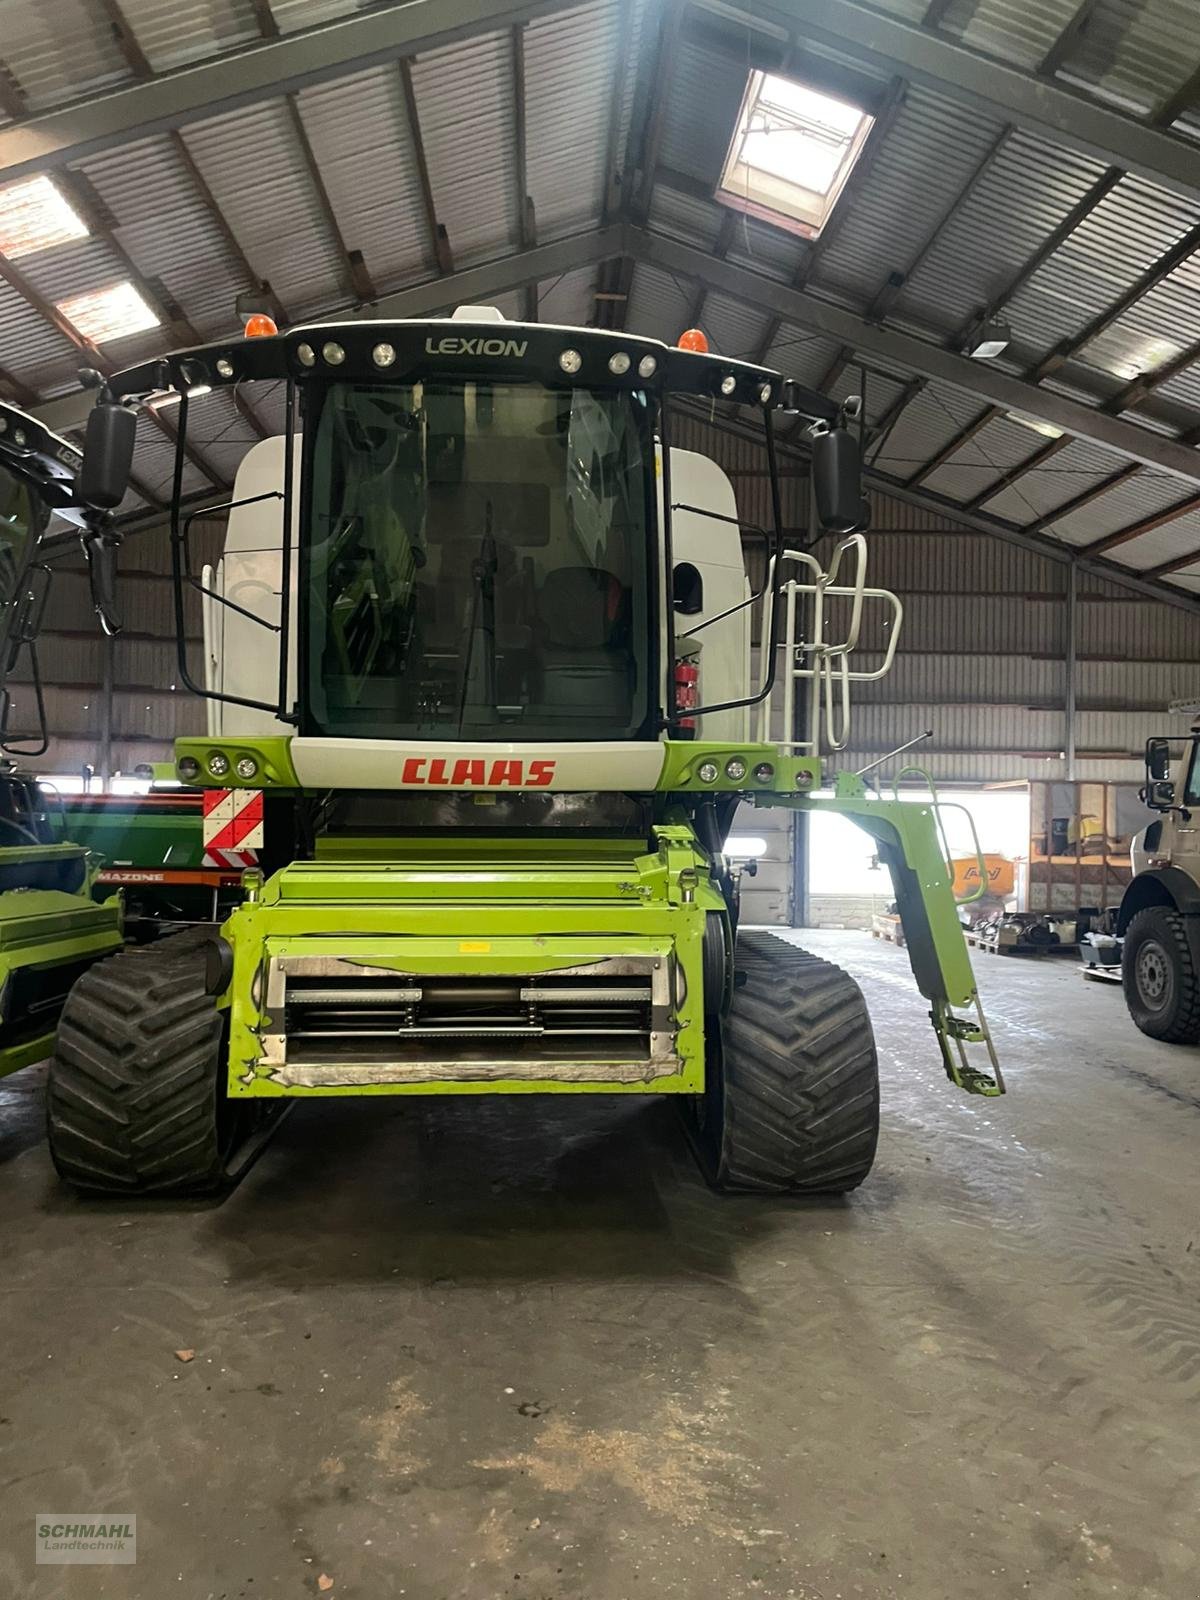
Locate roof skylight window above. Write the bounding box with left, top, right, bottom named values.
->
left=717, top=71, right=873, bottom=238
left=0, top=175, right=89, bottom=258
left=56, top=282, right=160, bottom=345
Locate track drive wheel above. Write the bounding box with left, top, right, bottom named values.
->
left=693, top=931, right=879, bottom=1193
left=46, top=930, right=274, bottom=1195
left=1122, top=906, right=1200, bottom=1044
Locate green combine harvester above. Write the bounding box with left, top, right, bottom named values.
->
left=0, top=403, right=124, bottom=1078
left=46, top=311, right=1002, bottom=1195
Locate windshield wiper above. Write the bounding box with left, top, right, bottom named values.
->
left=456, top=499, right=499, bottom=731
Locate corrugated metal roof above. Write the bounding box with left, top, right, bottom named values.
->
left=625, top=262, right=691, bottom=343
left=812, top=84, right=1007, bottom=312
left=524, top=0, right=621, bottom=242
left=658, top=30, right=747, bottom=185
left=872, top=381, right=986, bottom=479
left=118, top=0, right=262, bottom=73
left=699, top=291, right=770, bottom=362
left=180, top=99, right=349, bottom=317
left=535, top=264, right=597, bottom=329
left=76, top=134, right=249, bottom=340
left=268, top=0, right=360, bottom=33
left=723, top=212, right=808, bottom=284
left=647, top=184, right=725, bottom=251
left=896, top=130, right=1109, bottom=340
left=943, top=0, right=1083, bottom=73
left=1117, top=504, right=1200, bottom=569
left=1045, top=465, right=1187, bottom=543
left=1057, top=0, right=1200, bottom=117
left=982, top=435, right=1127, bottom=523
left=2, top=1, right=131, bottom=111
left=1004, top=174, right=1199, bottom=363
left=409, top=30, right=521, bottom=270
left=921, top=413, right=1053, bottom=505
left=295, top=65, right=435, bottom=288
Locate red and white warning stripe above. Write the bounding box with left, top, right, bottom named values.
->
left=202, top=847, right=259, bottom=871
left=202, top=788, right=263, bottom=861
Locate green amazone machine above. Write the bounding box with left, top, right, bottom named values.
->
left=0, top=403, right=124, bottom=1077
left=45, top=310, right=1003, bottom=1195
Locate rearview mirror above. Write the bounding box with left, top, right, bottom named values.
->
left=1146, top=737, right=1172, bottom=781
left=80, top=402, right=136, bottom=510
left=812, top=427, right=869, bottom=534
left=85, top=536, right=122, bottom=636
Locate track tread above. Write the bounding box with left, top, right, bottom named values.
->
left=708, top=931, right=879, bottom=1194
left=46, top=931, right=227, bottom=1195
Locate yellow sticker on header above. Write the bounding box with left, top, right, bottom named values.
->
left=459, top=941, right=491, bottom=953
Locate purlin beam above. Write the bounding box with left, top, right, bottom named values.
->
left=398, top=57, right=455, bottom=276
left=284, top=93, right=368, bottom=303
left=1153, top=63, right=1200, bottom=129
left=633, top=227, right=1200, bottom=485
left=1037, top=0, right=1100, bottom=78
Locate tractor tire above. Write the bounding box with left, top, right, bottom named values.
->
left=1122, top=906, right=1200, bottom=1044
left=693, top=931, right=879, bottom=1193
left=46, top=930, right=252, bottom=1195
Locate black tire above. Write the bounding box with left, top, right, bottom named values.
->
left=46, top=930, right=242, bottom=1195
left=1122, top=906, right=1200, bottom=1044
left=693, top=931, right=879, bottom=1193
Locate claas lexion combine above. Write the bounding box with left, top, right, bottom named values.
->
left=45, top=308, right=1003, bottom=1196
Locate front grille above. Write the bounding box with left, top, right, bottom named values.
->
left=258, top=954, right=680, bottom=1087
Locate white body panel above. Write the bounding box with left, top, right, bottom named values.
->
left=668, top=449, right=752, bottom=741
left=291, top=738, right=666, bottom=790
left=207, top=435, right=299, bottom=738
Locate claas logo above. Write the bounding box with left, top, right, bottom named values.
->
left=400, top=757, right=555, bottom=787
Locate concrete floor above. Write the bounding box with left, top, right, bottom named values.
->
left=1, top=929, right=1198, bottom=1600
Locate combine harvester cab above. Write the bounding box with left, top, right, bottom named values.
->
left=0, top=403, right=124, bottom=1077
left=46, top=310, right=1001, bottom=1195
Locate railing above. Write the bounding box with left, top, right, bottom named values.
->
left=754, top=534, right=904, bottom=756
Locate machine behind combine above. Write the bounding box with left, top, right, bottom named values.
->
left=45, top=310, right=1003, bottom=1195
left=0, top=404, right=124, bottom=1077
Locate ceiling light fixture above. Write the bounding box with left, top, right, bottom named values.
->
left=964, top=315, right=1011, bottom=360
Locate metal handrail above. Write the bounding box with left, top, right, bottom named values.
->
left=755, top=534, right=904, bottom=753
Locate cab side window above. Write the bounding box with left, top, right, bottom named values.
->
left=1184, top=741, right=1200, bottom=806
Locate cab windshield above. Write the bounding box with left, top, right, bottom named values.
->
left=304, top=379, right=655, bottom=740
